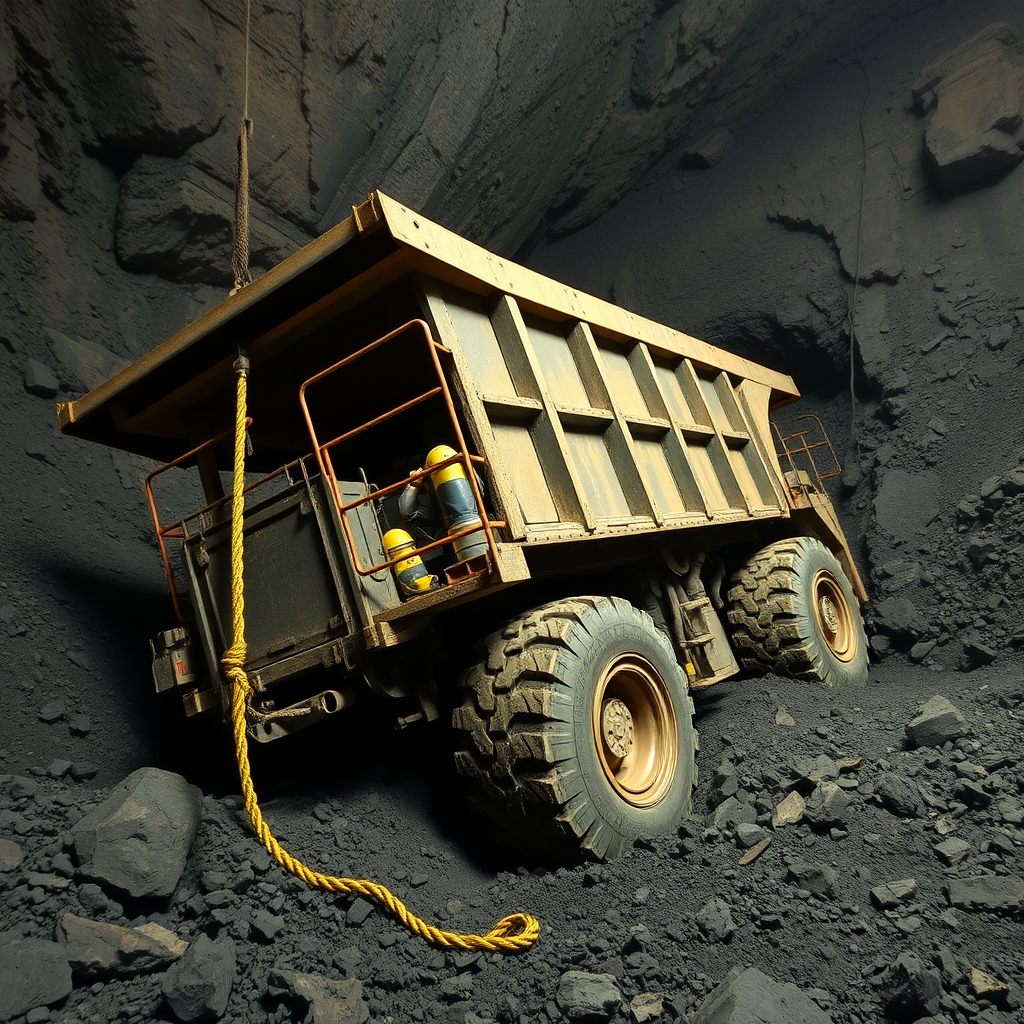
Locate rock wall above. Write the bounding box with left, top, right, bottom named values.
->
left=533, top=0, right=1024, bottom=674
left=1, top=0, right=1021, bottom=784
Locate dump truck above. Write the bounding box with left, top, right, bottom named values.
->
left=58, top=191, right=868, bottom=861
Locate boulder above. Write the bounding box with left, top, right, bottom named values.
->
left=914, top=25, right=1024, bottom=193
left=735, top=823, right=766, bottom=849
left=695, top=897, right=737, bottom=942
left=46, top=328, right=128, bottom=393
left=23, top=357, right=59, bottom=398
left=962, top=637, right=998, bottom=669
left=161, top=935, right=236, bottom=1024
left=64, top=0, right=223, bottom=155
left=691, top=966, right=833, bottom=1023
left=880, top=952, right=942, bottom=1021
left=630, top=992, right=665, bottom=1023
left=266, top=970, right=369, bottom=1024
left=802, top=781, right=850, bottom=829
left=791, top=755, right=839, bottom=787
left=709, top=795, right=756, bottom=829
left=115, top=154, right=304, bottom=285
left=970, top=968, right=1010, bottom=1002
left=871, top=597, right=925, bottom=642
left=56, top=912, right=188, bottom=978
left=905, top=696, right=969, bottom=748
left=556, top=971, right=623, bottom=1023
left=873, top=470, right=941, bottom=544
left=876, top=772, right=924, bottom=818
left=71, top=767, right=202, bottom=899
left=946, top=875, right=1024, bottom=913
left=870, top=878, right=917, bottom=909
left=708, top=762, right=740, bottom=806
left=0, top=838, right=24, bottom=872
left=787, top=861, right=840, bottom=900
left=772, top=791, right=806, bottom=827
left=0, top=937, right=72, bottom=1023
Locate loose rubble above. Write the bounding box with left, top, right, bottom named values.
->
left=0, top=667, right=1022, bottom=1023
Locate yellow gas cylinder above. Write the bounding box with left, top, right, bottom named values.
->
left=383, top=528, right=438, bottom=595
left=425, top=445, right=488, bottom=562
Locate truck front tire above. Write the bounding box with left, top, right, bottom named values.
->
left=452, top=596, right=697, bottom=862
left=726, top=537, right=868, bottom=688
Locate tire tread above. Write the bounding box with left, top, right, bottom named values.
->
left=453, top=596, right=697, bottom=861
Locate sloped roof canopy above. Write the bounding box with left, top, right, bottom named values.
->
left=58, top=191, right=799, bottom=469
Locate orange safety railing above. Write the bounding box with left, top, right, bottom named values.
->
left=298, top=319, right=503, bottom=582
left=144, top=415, right=253, bottom=622
left=771, top=413, right=842, bottom=495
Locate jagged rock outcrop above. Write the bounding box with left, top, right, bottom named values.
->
left=914, top=23, right=1024, bottom=193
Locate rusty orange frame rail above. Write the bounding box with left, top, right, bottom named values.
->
left=772, top=413, right=842, bottom=493
left=298, top=319, right=503, bottom=580
left=145, top=419, right=254, bottom=624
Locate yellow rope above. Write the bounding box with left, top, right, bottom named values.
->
left=220, top=365, right=540, bottom=953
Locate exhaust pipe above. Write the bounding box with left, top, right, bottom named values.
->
left=250, top=688, right=356, bottom=743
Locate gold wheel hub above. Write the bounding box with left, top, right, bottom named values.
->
left=813, top=569, right=856, bottom=662
left=592, top=656, right=678, bottom=808
left=601, top=698, right=634, bottom=759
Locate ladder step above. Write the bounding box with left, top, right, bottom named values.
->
left=681, top=633, right=714, bottom=647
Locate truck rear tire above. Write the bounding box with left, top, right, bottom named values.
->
left=726, top=537, right=868, bottom=688
left=452, top=596, right=697, bottom=862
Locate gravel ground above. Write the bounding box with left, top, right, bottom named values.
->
left=3, top=657, right=1023, bottom=1024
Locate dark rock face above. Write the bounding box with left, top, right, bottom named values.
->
left=71, top=767, right=202, bottom=899
left=65, top=0, right=224, bottom=157
left=532, top=5, right=1024, bottom=673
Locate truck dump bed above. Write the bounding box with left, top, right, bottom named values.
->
left=59, top=192, right=801, bottom=573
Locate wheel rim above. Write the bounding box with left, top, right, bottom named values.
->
left=813, top=569, right=856, bottom=662
left=592, top=655, right=677, bottom=808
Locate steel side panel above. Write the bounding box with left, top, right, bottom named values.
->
left=375, top=192, right=799, bottom=398
left=181, top=477, right=392, bottom=677
left=429, top=281, right=789, bottom=547
left=186, top=491, right=346, bottom=667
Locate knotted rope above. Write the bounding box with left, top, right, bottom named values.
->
left=220, top=358, right=539, bottom=953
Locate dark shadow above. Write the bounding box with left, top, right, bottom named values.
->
left=36, top=553, right=241, bottom=789
left=247, top=700, right=521, bottom=874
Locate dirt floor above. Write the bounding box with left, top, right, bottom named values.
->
left=4, top=659, right=1023, bottom=1023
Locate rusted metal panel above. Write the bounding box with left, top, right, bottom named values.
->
left=421, top=278, right=791, bottom=546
